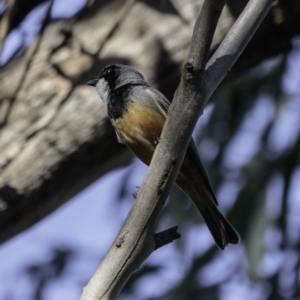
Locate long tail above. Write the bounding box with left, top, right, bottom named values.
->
left=177, top=140, right=240, bottom=250
left=176, top=168, right=241, bottom=249
left=200, top=205, right=240, bottom=250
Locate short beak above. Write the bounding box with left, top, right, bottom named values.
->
left=86, top=78, right=98, bottom=86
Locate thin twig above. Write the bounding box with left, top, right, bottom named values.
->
left=154, top=226, right=181, bottom=250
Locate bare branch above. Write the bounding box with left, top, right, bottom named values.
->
left=81, top=0, right=274, bottom=298
left=80, top=1, right=225, bottom=299
left=154, top=226, right=181, bottom=250
left=187, top=0, right=226, bottom=74
left=204, top=0, right=276, bottom=100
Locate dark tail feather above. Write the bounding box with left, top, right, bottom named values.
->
left=200, top=206, right=240, bottom=250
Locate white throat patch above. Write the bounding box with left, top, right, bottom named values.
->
left=96, top=78, right=109, bottom=104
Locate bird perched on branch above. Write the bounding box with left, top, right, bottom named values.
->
left=87, top=64, right=240, bottom=249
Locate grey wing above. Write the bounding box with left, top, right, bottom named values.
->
left=146, top=88, right=217, bottom=204
left=145, top=88, right=170, bottom=117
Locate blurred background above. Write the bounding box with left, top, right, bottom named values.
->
left=0, top=0, right=300, bottom=299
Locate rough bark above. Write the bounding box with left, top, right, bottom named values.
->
left=0, top=0, right=300, bottom=243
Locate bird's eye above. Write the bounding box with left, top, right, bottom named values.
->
left=104, top=68, right=117, bottom=82
left=105, top=69, right=112, bottom=75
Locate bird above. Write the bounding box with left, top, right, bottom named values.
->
left=87, top=64, right=240, bottom=249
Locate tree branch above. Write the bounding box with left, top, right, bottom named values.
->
left=80, top=1, right=224, bottom=299
left=80, top=0, right=274, bottom=299
left=204, top=0, right=276, bottom=99
left=154, top=226, right=181, bottom=250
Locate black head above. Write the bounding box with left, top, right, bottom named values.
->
left=98, top=64, right=148, bottom=90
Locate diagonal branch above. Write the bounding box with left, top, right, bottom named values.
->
left=80, top=0, right=274, bottom=299
left=204, top=0, right=276, bottom=99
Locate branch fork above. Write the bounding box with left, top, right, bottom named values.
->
left=80, top=1, right=275, bottom=299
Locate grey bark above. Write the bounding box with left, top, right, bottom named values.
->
left=0, top=0, right=300, bottom=243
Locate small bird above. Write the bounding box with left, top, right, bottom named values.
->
left=87, top=64, right=240, bottom=249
